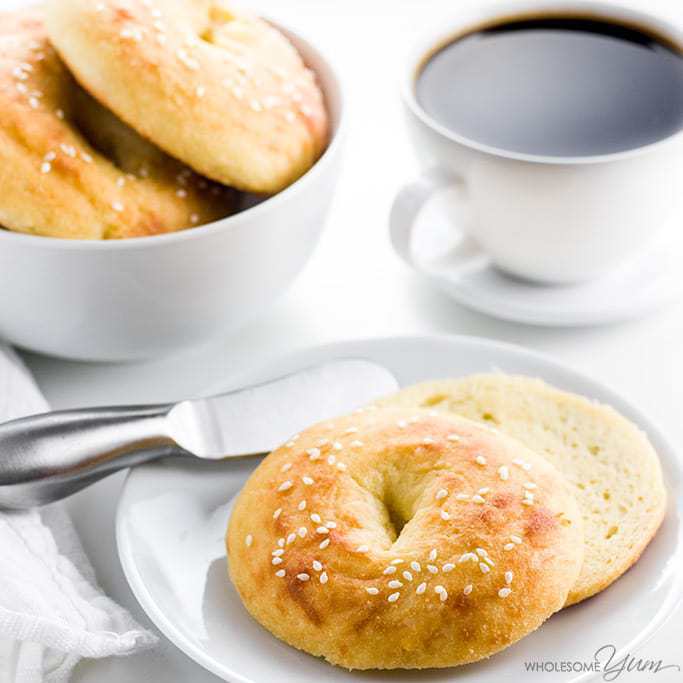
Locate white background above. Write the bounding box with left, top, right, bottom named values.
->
left=12, top=0, right=683, bottom=680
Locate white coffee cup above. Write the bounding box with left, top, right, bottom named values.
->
left=391, top=1, right=683, bottom=284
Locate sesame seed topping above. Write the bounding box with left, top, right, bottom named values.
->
left=355, top=545, right=369, bottom=553
left=411, top=561, right=422, bottom=572
left=475, top=548, right=488, bottom=558
left=427, top=564, right=438, bottom=574
left=285, top=441, right=295, bottom=448
left=275, top=569, right=286, bottom=578
left=388, top=580, right=403, bottom=589
left=81, top=153, right=93, bottom=163
left=442, top=563, right=455, bottom=573
left=298, top=527, right=307, bottom=538
left=479, top=562, right=490, bottom=574
left=307, top=448, right=321, bottom=460
left=55, top=109, right=65, bottom=119
left=464, top=584, right=473, bottom=595
left=245, top=534, right=253, bottom=547
left=277, top=480, right=293, bottom=492
left=250, top=99, right=263, bottom=112
left=40, top=162, right=51, bottom=174
left=447, top=434, right=461, bottom=442
left=478, top=487, right=490, bottom=495
left=317, top=438, right=329, bottom=446
left=319, top=538, right=330, bottom=549
left=498, top=587, right=512, bottom=598
left=273, top=507, right=282, bottom=520
left=498, top=466, right=510, bottom=480
left=111, top=201, right=124, bottom=213
left=302, top=476, right=314, bottom=486
left=316, top=526, right=329, bottom=535
left=524, top=482, right=537, bottom=490
left=281, top=463, right=292, bottom=472
left=440, top=510, right=450, bottom=521
left=390, top=558, right=404, bottom=565
left=513, top=458, right=524, bottom=466
left=277, top=538, right=285, bottom=547
left=312, top=560, right=323, bottom=572
left=455, top=493, right=470, bottom=501
left=272, top=557, right=283, bottom=565
left=320, top=572, right=328, bottom=584
left=194, top=85, right=205, bottom=98
left=349, top=440, right=364, bottom=447
left=475, top=454, right=487, bottom=465
left=511, top=535, right=523, bottom=544
left=336, top=462, right=347, bottom=471
left=387, top=592, right=400, bottom=603
left=459, top=552, right=477, bottom=563
left=366, top=587, right=379, bottom=595
left=333, top=442, right=343, bottom=451
left=472, top=494, right=486, bottom=504
left=297, top=573, right=310, bottom=582
left=383, top=566, right=397, bottom=575
left=429, top=549, right=438, bottom=561
left=435, top=488, right=448, bottom=500
left=297, top=500, right=307, bottom=511
left=503, top=543, right=515, bottom=551
left=397, top=420, right=407, bottom=428
left=434, top=585, right=448, bottom=601
left=28, top=97, right=39, bottom=109
left=416, top=582, right=427, bottom=595
left=423, top=437, right=435, bottom=445
left=522, top=462, right=533, bottom=471
left=484, top=556, right=495, bottom=567
left=325, top=521, right=337, bottom=529
left=287, top=533, right=296, bottom=544
left=327, top=454, right=336, bottom=465
left=272, top=549, right=284, bottom=556
left=522, top=498, right=534, bottom=506
left=345, top=427, right=358, bottom=434
left=310, top=513, right=321, bottom=524
left=402, top=571, right=414, bottom=581
left=505, top=571, right=513, bottom=584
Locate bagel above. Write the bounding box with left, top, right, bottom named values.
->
left=227, top=409, right=583, bottom=669
left=377, top=375, right=667, bottom=606
left=0, top=9, right=237, bottom=240
left=45, top=0, right=329, bottom=195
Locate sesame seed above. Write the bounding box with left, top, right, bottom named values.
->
left=310, top=513, right=321, bottom=523
left=484, top=556, right=495, bottom=567
left=355, top=545, right=369, bottom=553
left=281, top=463, right=292, bottom=472
left=81, top=153, right=93, bottom=163
left=27, top=96, right=38, bottom=109
left=345, top=427, right=358, bottom=434
left=316, top=526, right=329, bottom=535
left=478, top=487, right=490, bottom=495
left=472, top=494, right=485, bottom=504
left=245, top=534, right=253, bottom=547
left=298, top=527, right=307, bottom=538
left=287, top=533, right=296, bottom=544
left=383, top=566, right=397, bottom=575
left=511, top=535, right=522, bottom=544
left=475, top=454, right=487, bottom=465
left=277, top=480, right=293, bottom=492
left=366, top=586, right=379, bottom=595
left=60, top=144, right=77, bottom=158
left=513, top=458, right=524, bottom=466
left=435, top=488, right=448, bottom=500
left=447, top=434, right=461, bottom=442
left=302, top=476, right=314, bottom=486
left=388, top=580, right=403, bottom=589
left=111, top=201, right=124, bottom=212
left=429, top=549, right=438, bottom=561
left=272, top=549, right=284, bottom=556
left=307, top=448, right=321, bottom=460
left=232, top=86, right=244, bottom=100
left=275, top=569, right=286, bottom=577
left=297, top=500, right=307, bottom=512
left=387, top=592, right=400, bottom=603
left=195, top=85, right=206, bottom=98
left=505, top=571, right=513, bottom=584
left=397, top=420, right=407, bottom=429
left=336, top=462, right=347, bottom=471
left=349, top=440, right=363, bottom=447
left=277, top=538, right=285, bottom=547
left=312, top=560, right=323, bottom=572
left=524, top=482, right=537, bottom=490
left=272, top=557, right=283, bottom=565
left=416, top=582, right=427, bottom=595
left=427, top=564, right=438, bottom=574
left=297, top=573, right=310, bottom=582
left=423, top=437, right=435, bottom=445
left=325, top=521, right=337, bottom=529
left=40, top=162, right=51, bottom=174
left=250, top=99, right=263, bottom=112
left=320, top=572, right=328, bottom=584
left=116, top=177, right=126, bottom=188
left=390, top=558, right=404, bottom=565
left=176, top=188, right=187, bottom=198
left=498, top=466, right=510, bottom=480
left=456, top=493, right=470, bottom=501
left=522, top=462, right=533, bottom=471
left=402, top=571, right=414, bottom=581
left=273, top=507, right=282, bottom=520
left=333, top=442, right=343, bottom=451
left=479, top=562, right=490, bottom=574
left=475, top=548, right=488, bottom=558
left=504, top=543, right=515, bottom=551
left=55, top=109, right=64, bottom=119
left=498, top=587, right=512, bottom=598
left=434, top=585, right=448, bottom=601
left=440, top=510, right=450, bottom=521
left=442, top=563, right=455, bottom=573
left=522, top=498, right=534, bottom=506
left=327, top=454, right=336, bottom=465
left=319, top=538, right=330, bottom=549
left=410, top=561, right=421, bottom=572
left=464, top=584, right=473, bottom=595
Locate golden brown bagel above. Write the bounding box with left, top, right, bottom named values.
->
left=227, top=408, right=583, bottom=669
left=46, top=0, right=329, bottom=194
left=0, top=9, right=237, bottom=240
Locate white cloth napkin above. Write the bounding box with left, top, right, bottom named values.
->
left=0, top=345, right=157, bottom=683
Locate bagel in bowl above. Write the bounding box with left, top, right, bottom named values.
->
left=46, top=0, right=329, bottom=195
left=227, top=408, right=583, bottom=669
left=0, top=9, right=237, bottom=239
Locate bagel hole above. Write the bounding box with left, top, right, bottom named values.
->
left=383, top=494, right=410, bottom=540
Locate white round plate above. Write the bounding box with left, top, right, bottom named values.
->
left=116, top=335, right=682, bottom=683
left=403, top=193, right=683, bottom=326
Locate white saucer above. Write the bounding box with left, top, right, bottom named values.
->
left=116, top=335, right=682, bottom=683
left=397, top=192, right=683, bottom=326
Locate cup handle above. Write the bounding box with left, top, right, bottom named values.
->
left=390, top=166, right=488, bottom=276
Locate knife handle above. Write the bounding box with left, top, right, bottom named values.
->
left=0, top=404, right=182, bottom=510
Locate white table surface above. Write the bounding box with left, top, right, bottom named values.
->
left=13, top=0, right=683, bottom=680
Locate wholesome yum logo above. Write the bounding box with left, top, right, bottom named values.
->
left=524, top=645, right=681, bottom=681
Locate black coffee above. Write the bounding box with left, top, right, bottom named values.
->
left=416, top=16, right=683, bottom=157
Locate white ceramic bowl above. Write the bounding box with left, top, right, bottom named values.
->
left=0, top=23, right=345, bottom=362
